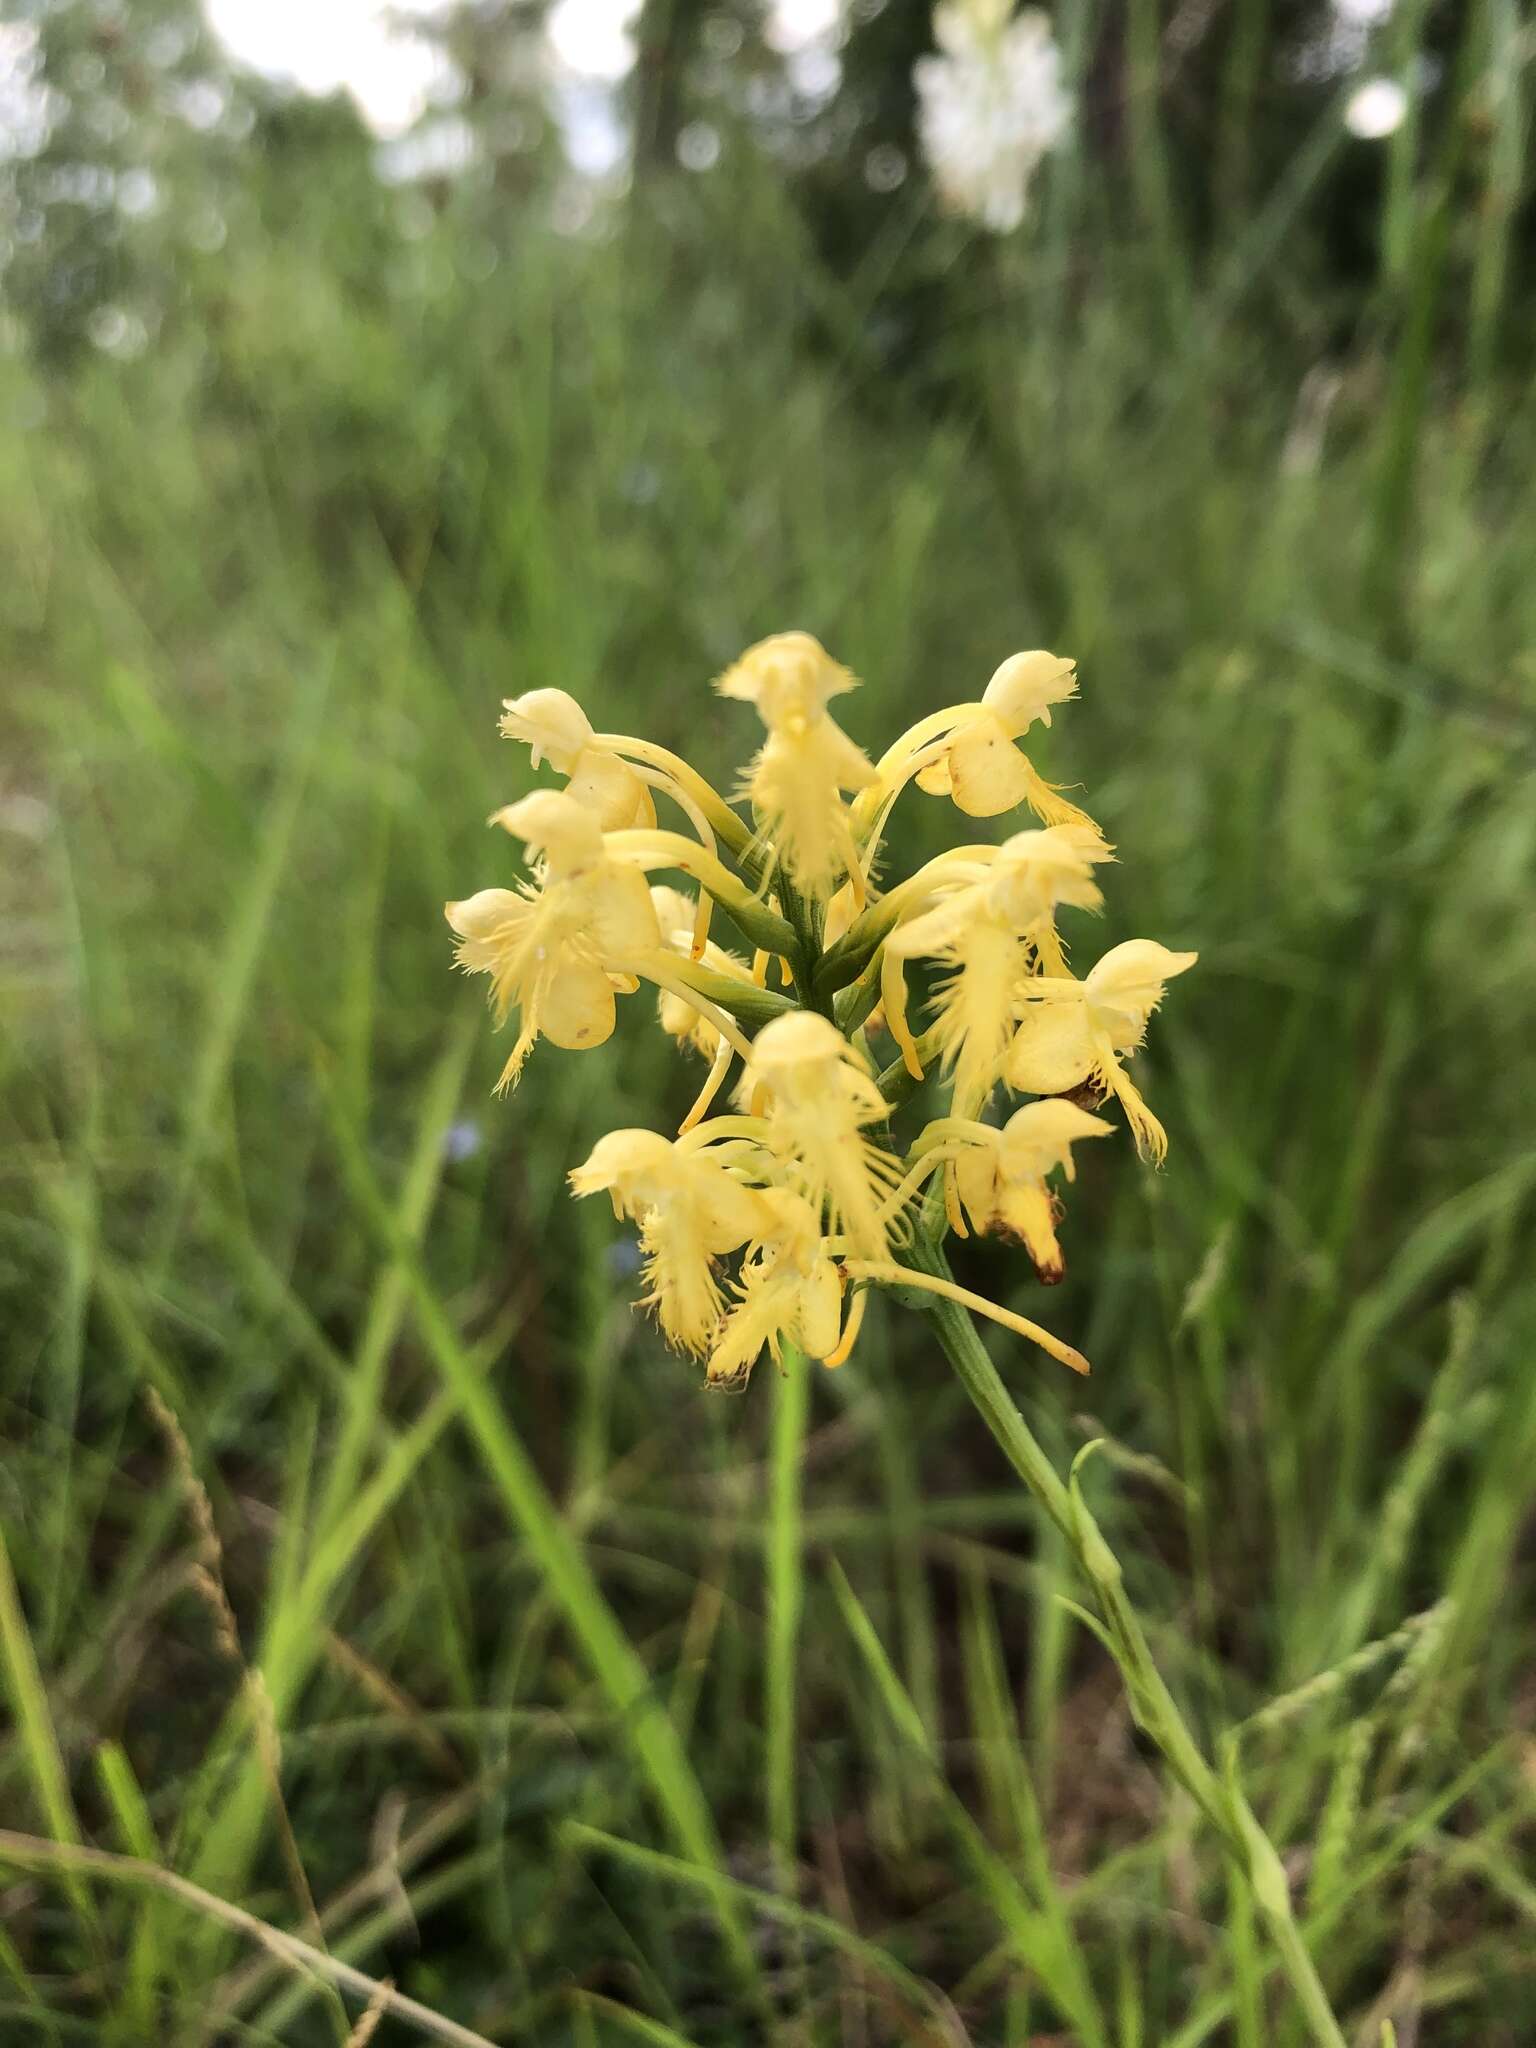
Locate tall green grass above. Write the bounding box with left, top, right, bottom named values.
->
left=3, top=134, right=1536, bottom=2044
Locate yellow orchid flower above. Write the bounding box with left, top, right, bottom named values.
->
left=914, top=651, right=1082, bottom=817
left=500, top=684, right=748, bottom=854
left=855, top=650, right=1098, bottom=845
left=717, top=631, right=877, bottom=902
left=903, top=1099, right=1113, bottom=1279
left=569, top=1128, right=772, bottom=1356
left=1008, top=939, right=1198, bottom=1161
left=447, top=790, right=760, bottom=1091
left=501, top=685, right=763, bottom=958
left=500, top=688, right=657, bottom=831
left=746, top=1010, right=906, bottom=1260
left=704, top=1188, right=847, bottom=1389
left=880, top=826, right=1113, bottom=1118
left=444, top=882, right=616, bottom=1086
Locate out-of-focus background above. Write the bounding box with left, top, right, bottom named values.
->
left=3, top=1, right=1536, bottom=2041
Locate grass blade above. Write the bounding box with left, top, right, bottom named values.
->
left=0, top=1529, right=97, bottom=1940
left=323, top=1083, right=761, bottom=1993
left=828, top=1559, right=1109, bottom=2047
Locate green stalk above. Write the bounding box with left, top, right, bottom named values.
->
left=906, top=1234, right=1347, bottom=2048
left=666, top=960, right=797, bottom=1030
left=774, top=867, right=829, bottom=1006
left=1215, top=0, right=1273, bottom=232
left=1378, top=0, right=1437, bottom=287
left=1465, top=0, right=1528, bottom=402
left=604, top=828, right=797, bottom=957
left=1124, top=0, right=1188, bottom=322
left=1366, top=6, right=1481, bottom=645
left=0, top=1529, right=99, bottom=1942
left=766, top=1348, right=809, bottom=1893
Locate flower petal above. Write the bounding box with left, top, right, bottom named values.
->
left=998, top=1098, right=1113, bottom=1181
left=796, top=1257, right=845, bottom=1361
left=996, top=1180, right=1064, bottom=1281
left=1085, top=940, right=1198, bottom=1012
left=945, top=719, right=1038, bottom=817
left=492, top=789, right=605, bottom=873
left=699, top=1176, right=775, bottom=1255
left=566, top=750, right=657, bottom=832
left=586, top=864, right=664, bottom=960
left=1005, top=1004, right=1099, bottom=1095
left=540, top=959, right=617, bottom=1051
left=717, top=630, right=857, bottom=723
left=953, top=1143, right=1002, bottom=1234
left=884, top=893, right=973, bottom=959
left=444, top=887, right=526, bottom=942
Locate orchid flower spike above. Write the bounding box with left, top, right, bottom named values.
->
left=451, top=628, right=1195, bottom=1394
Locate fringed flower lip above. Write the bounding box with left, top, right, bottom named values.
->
left=449, top=633, right=1194, bottom=1386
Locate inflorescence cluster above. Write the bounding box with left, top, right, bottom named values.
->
left=447, top=633, right=1194, bottom=1389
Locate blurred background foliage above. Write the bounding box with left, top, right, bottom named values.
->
left=2, top=1, right=1536, bottom=2043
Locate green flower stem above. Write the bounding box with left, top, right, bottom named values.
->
left=600, top=735, right=754, bottom=858
left=766, top=1346, right=809, bottom=1897
left=666, top=960, right=797, bottom=1029
left=774, top=869, right=833, bottom=1014
left=607, top=830, right=797, bottom=956
left=906, top=1233, right=1347, bottom=2048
